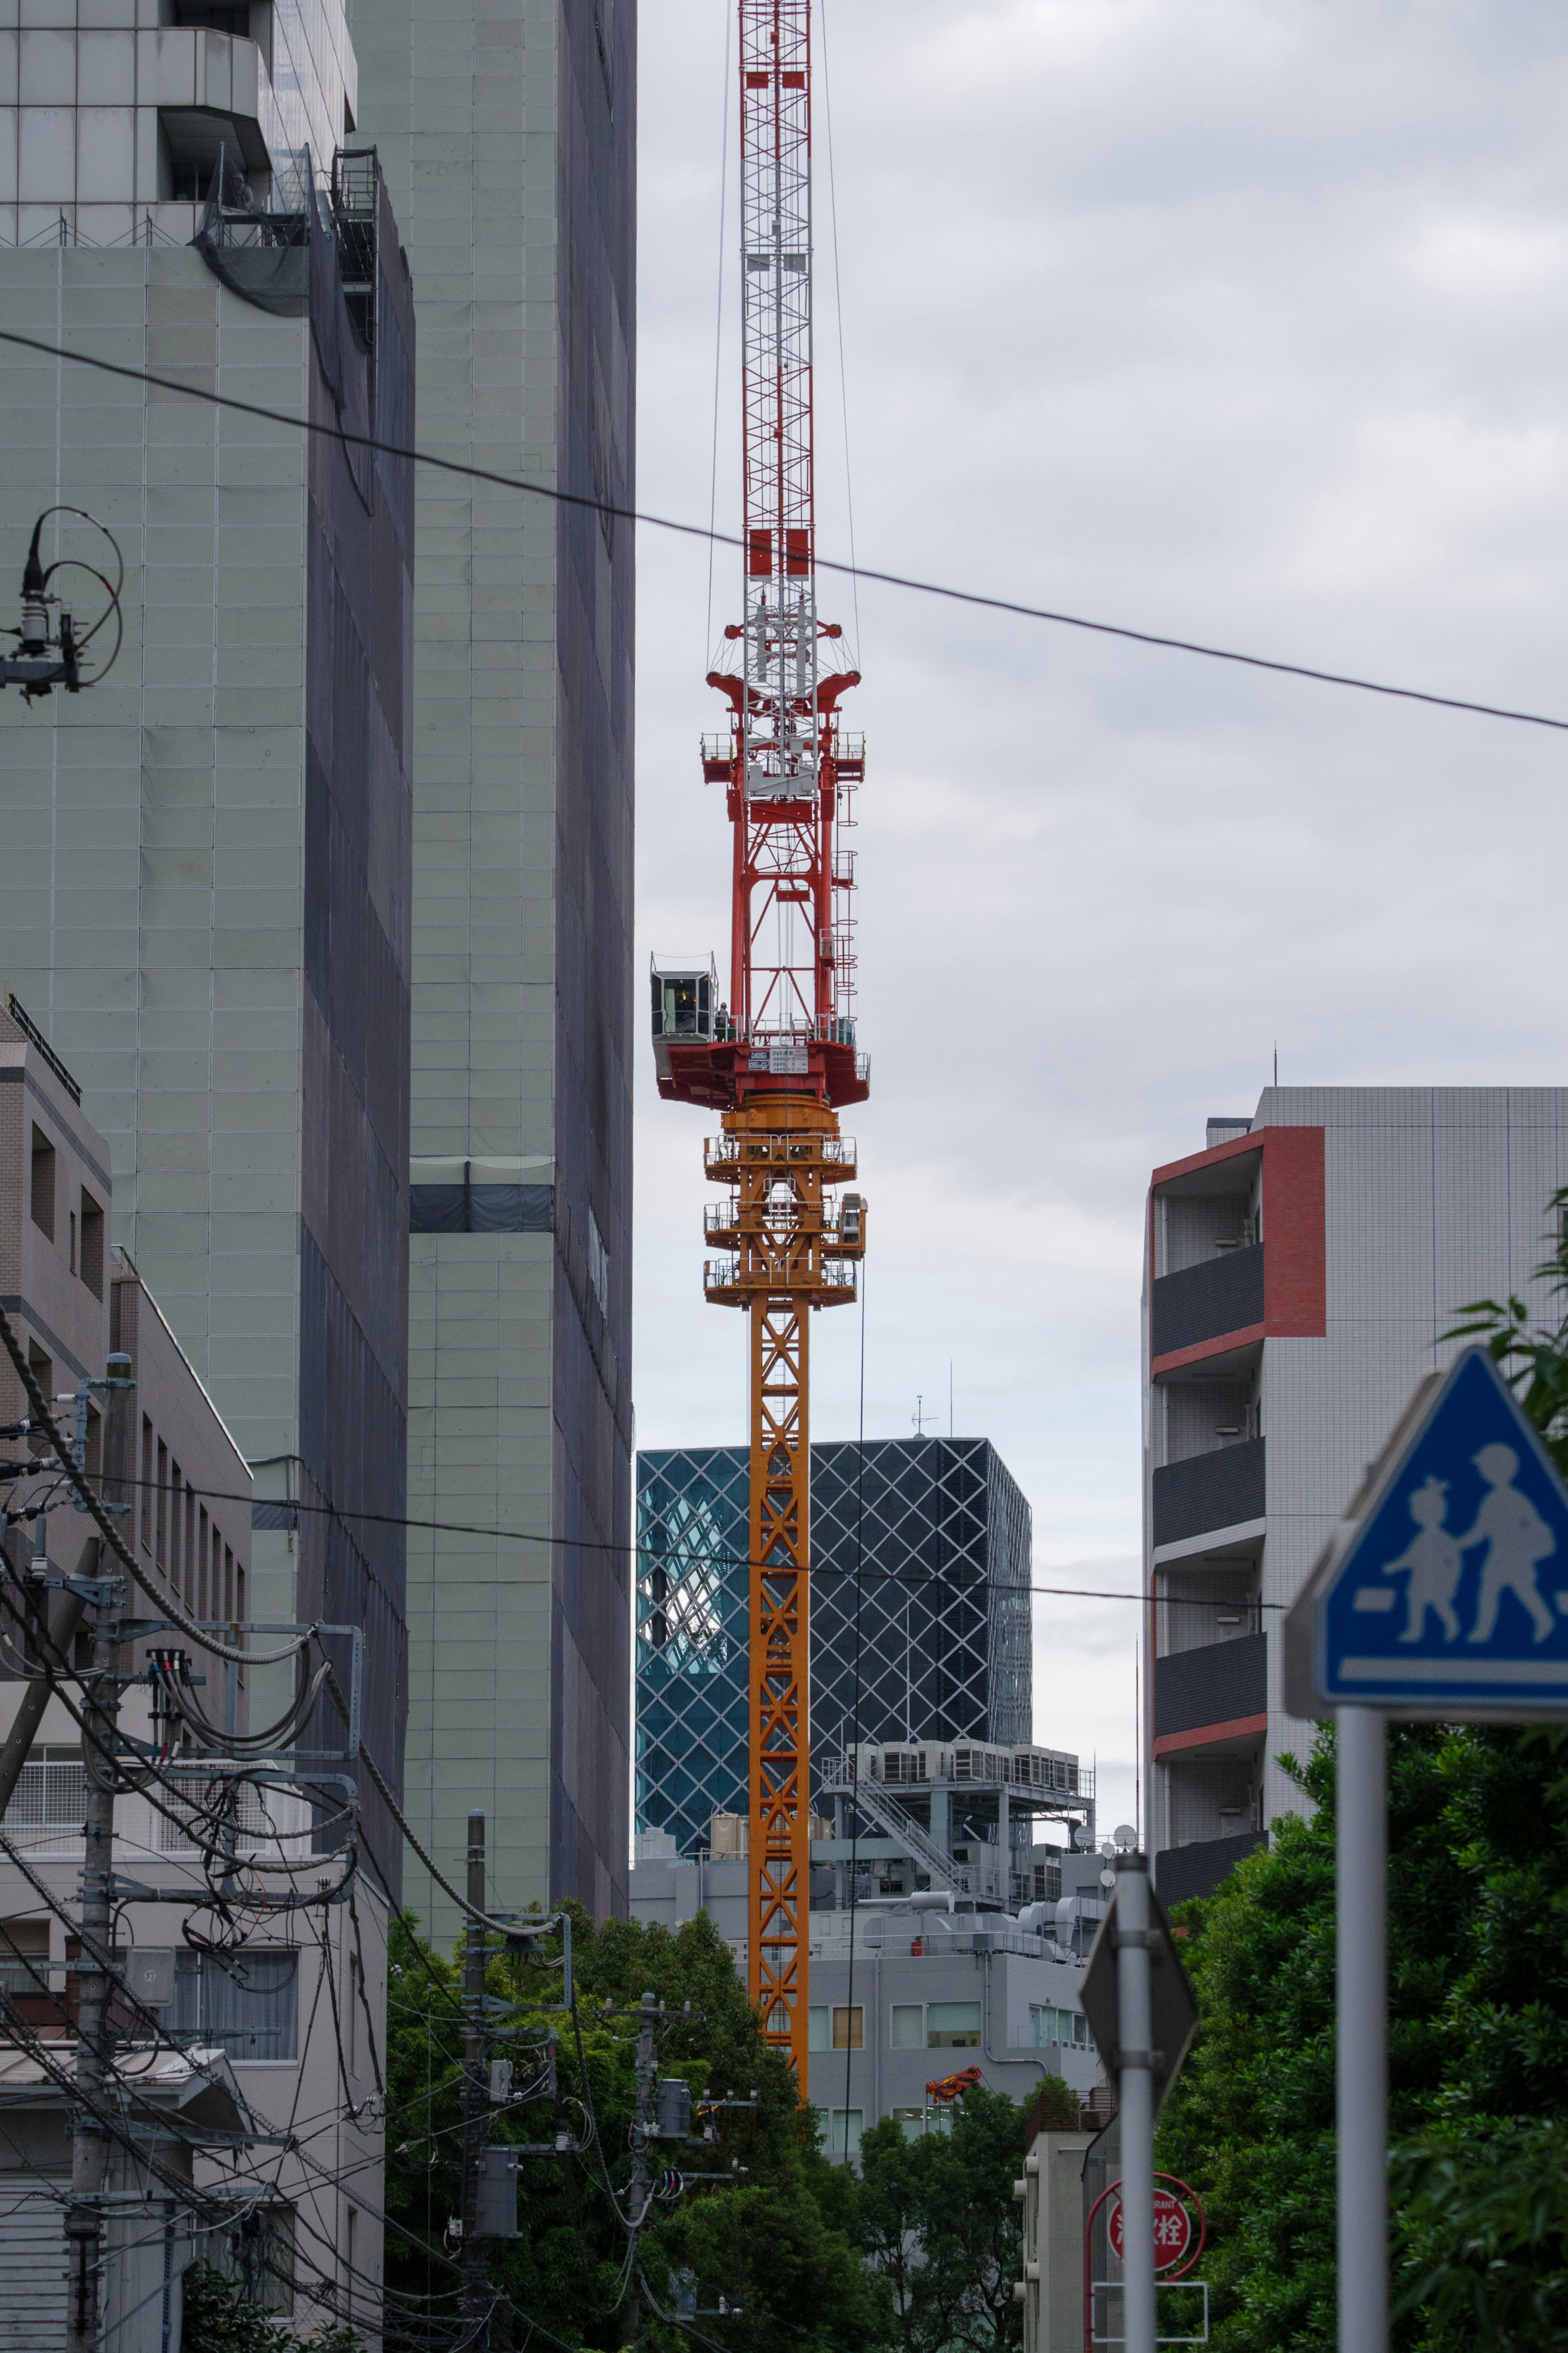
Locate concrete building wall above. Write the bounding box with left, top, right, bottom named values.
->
left=354, top=0, right=635, bottom=1932
left=0, top=117, right=416, bottom=1878
left=1145, top=1088, right=1568, bottom=1898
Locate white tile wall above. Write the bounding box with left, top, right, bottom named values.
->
left=1156, top=1086, right=1568, bottom=1837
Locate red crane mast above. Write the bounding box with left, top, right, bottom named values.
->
left=651, top=0, right=868, bottom=2088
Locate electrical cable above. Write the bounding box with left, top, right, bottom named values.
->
left=0, top=323, right=1564, bottom=734
left=0, top=1302, right=312, bottom=1669
left=41, top=1464, right=1276, bottom=1608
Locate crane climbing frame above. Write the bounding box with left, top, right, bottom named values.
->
left=650, top=0, right=868, bottom=2088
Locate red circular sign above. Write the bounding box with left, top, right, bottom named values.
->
left=1108, top=2188, right=1192, bottom=2273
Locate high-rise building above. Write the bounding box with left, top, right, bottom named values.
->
left=1143, top=1088, right=1568, bottom=1903
left=0, top=45, right=417, bottom=1875
left=351, top=0, right=635, bottom=1926
left=636, top=1435, right=1033, bottom=1856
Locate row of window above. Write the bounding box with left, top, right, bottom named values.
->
left=0, top=1925, right=299, bottom=2060
left=1030, top=2003, right=1094, bottom=2050
left=808, top=2001, right=990, bottom=2053
left=139, top=1413, right=243, bottom=1629
left=29, top=1124, right=105, bottom=1300
left=819, top=2106, right=958, bottom=2158
left=808, top=1998, right=1091, bottom=2056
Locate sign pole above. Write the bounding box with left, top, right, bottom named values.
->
left=1336, top=1706, right=1388, bottom=2353
left=1114, top=1852, right=1156, bottom=2353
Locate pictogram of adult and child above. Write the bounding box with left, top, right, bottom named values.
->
left=1379, top=1447, right=1560, bottom=1646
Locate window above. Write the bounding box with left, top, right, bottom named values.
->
left=169, top=1466, right=183, bottom=1592
left=586, top=1208, right=609, bottom=1313
left=826, top=2109, right=863, bottom=2159
left=29, top=1127, right=54, bottom=1238
left=891, top=2004, right=924, bottom=2050
left=2, top=1748, right=84, bottom=1832
left=808, top=2005, right=829, bottom=2053
left=169, top=1948, right=298, bottom=2061
left=79, top=1191, right=103, bottom=1300
left=925, top=2003, right=982, bottom=2050
left=891, top=2107, right=925, bottom=2142
left=1030, top=2004, right=1091, bottom=2050
left=156, top=1441, right=168, bottom=1568
left=214, top=2204, right=294, bottom=2316
left=27, top=1343, right=51, bottom=1408
left=831, top=2005, right=863, bottom=2050
left=140, top=1417, right=154, bottom=1552
left=0, top=1919, right=49, bottom=1997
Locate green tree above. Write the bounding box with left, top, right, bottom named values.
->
left=859, top=2082, right=1048, bottom=2352
left=382, top=1903, right=889, bottom=2352
left=181, top=2259, right=366, bottom=2351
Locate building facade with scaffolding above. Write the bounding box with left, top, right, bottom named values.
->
left=635, top=1435, right=1036, bottom=1858
left=0, top=6, right=417, bottom=1897
left=348, top=0, right=637, bottom=1935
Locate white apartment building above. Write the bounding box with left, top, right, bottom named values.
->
left=1143, top=1087, right=1568, bottom=1901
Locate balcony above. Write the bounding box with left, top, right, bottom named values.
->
left=1152, top=1436, right=1265, bottom=1549
left=1151, top=1244, right=1264, bottom=1358
left=1154, top=1832, right=1265, bottom=1907
left=1154, top=1631, right=1266, bottom=1742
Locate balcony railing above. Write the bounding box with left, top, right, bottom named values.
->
left=1154, top=1630, right=1267, bottom=1739
left=1151, top=1244, right=1265, bottom=1357
left=1152, top=1436, right=1265, bottom=1548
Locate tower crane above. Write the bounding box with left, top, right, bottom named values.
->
left=650, top=0, right=867, bottom=2088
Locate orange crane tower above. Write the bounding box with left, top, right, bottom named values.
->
left=650, top=0, right=867, bottom=2087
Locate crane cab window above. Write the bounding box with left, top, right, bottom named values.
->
left=651, top=968, right=714, bottom=1040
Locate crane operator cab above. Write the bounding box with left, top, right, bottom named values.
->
left=651, top=955, right=733, bottom=1086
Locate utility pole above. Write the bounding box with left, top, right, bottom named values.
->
left=1337, top=1708, right=1388, bottom=2353
left=459, top=1810, right=490, bottom=2345
left=1114, top=1852, right=1155, bottom=2353
left=66, top=1356, right=134, bottom=2353
left=623, top=1989, right=659, bottom=2348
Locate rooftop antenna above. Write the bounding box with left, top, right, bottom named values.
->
left=1273, top=1042, right=1278, bottom=1087
left=912, top=1395, right=935, bottom=1437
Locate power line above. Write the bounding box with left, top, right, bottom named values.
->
left=0, top=322, right=1564, bottom=735
left=31, top=1463, right=1278, bottom=1608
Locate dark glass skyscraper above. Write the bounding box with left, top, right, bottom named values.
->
left=636, top=1437, right=1032, bottom=1853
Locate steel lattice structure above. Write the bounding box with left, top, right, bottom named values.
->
left=649, top=0, right=867, bottom=2085
left=636, top=1439, right=1035, bottom=1856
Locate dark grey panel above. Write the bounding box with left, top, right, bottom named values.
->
left=1152, top=1438, right=1266, bottom=1548
left=1154, top=1632, right=1267, bottom=1738
left=549, top=0, right=637, bottom=1922
left=1151, top=1245, right=1265, bottom=1357
left=297, top=156, right=414, bottom=1896
left=409, top=1184, right=554, bottom=1234
left=1154, top=1832, right=1265, bottom=1907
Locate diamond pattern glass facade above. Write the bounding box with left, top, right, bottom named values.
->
left=636, top=1438, right=1032, bottom=1852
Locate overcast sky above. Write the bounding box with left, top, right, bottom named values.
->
left=630, top=0, right=1568, bottom=1844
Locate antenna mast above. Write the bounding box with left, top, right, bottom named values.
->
left=650, top=0, right=868, bottom=2088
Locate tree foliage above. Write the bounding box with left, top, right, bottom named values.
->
left=181, top=2259, right=365, bottom=2351
left=382, top=1903, right=890, bottom=2352
left=1154, top=1188, right=1568, bottom=2350
left=859, top=2083, right=1045, bottom=2352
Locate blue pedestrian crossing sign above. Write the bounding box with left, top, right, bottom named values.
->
left=1312, top=1346, right=1568, bottom=1714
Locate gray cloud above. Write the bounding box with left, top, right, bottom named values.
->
left=633, top=0, right=1568, bottom=1812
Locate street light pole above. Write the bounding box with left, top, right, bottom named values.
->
left=1337, top=1708, right=1388, bottom=2353
left=1114, top=1851, right=1155, bottom=2353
